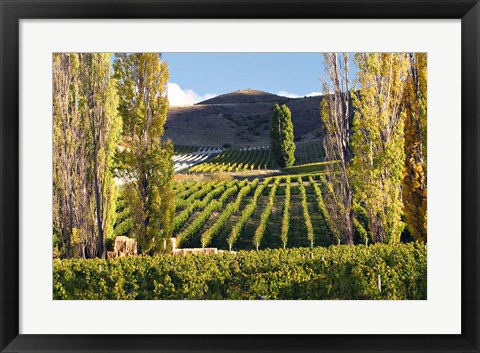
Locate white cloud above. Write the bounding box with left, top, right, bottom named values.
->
left=277, top=90, right=322, bottom=98
left=167, top=82, right=217, bottom=106
left=277, top=91, right=300, bottom=98
left=305, top=91, right=322, bottom=97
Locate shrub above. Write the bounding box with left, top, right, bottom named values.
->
left=54, top=242, right=427, bottom=300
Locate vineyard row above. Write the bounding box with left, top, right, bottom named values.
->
left=172, top=175, right=333, bottom=251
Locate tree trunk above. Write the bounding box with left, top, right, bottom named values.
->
left=92, top=151, right=105, bottom=259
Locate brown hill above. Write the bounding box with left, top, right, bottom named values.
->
left=164, top=89, right=324, bottom=148
left=199, top=89, right=285, bottom=105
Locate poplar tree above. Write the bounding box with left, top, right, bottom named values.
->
left=403, top=53, right=427, bottom=242
left=78, top=53, right=122, bottom=258
left=350, top=53, right=409, bottom=244
left=320, top=53, right=354, bottom=245
left=114, top=53, right=174, bottom=255
left=53, top=53, right=121, bottom=259
left=270, top=104, right=296, bottom=168
left=53, top=53, right=86, bottom=258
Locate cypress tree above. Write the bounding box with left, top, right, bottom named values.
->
left=270, top=104, right=296, bottom=168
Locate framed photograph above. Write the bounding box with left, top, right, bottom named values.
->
left=1, top=0, right=479, bottom=352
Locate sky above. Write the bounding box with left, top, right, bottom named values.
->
left=162, top=53, right=356, bottom=106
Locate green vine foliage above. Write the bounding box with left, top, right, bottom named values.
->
left=54, top=242, right=427, bottom=300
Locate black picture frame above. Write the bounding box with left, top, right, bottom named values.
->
left=1, top=1, right=479, bottom=352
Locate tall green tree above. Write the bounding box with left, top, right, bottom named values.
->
left=402, top=53, right=427, bottom=242
left=320, top=53, right=354, bottom=245
left=78, top=53, right=122, bottom=259
left=53, top=53, right=85, bottom=258
left=270, top=104, right=296, bottom=168
left=350, top=53, right=409, bottom=244
left=53, top=53, right=120, bottom=259
left=114, top=53, right=174, bottom=255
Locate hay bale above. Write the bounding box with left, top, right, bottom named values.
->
left=114, top=236, right=138, bottom=257
left=107, top=251, right=116, bottom=259
left=125, top=238, right=137, bottom=255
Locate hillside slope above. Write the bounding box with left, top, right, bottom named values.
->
left=200, top=89, right=284, bottom=105
left=164, top=89, right=324, bottom=148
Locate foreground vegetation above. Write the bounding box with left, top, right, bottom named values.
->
left=53, top=242, right=426, bottom=300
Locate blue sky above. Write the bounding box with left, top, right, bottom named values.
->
left=162, top=53, right=356, bottom=106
